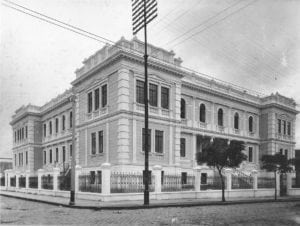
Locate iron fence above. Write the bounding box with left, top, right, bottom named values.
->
left=29, top=176, right=38, bottom=189
left=161, top=174, right=195, bottom=192
left=19, top=176, right=26, bottom=188
left=257, top=177, right=275, bottom=189
left=0, top=176, right=5, bottom=186
left=58, top=175, right=71, bottom=191
left=110, top=172, right=155, bottom=193
left=10, top=176, right=16, bottom=187
left=232, top=174, right=253, bottom=189
left=42, top=175, right=53, bottom=190
left=79, top=173, right=101, bottom=193
left=200, top=176, right=227, bottom=190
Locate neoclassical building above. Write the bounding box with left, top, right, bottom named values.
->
left=10, top=37, right=298, bottom=179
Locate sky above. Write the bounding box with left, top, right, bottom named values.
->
left=0, top=0, right=300, bottom=158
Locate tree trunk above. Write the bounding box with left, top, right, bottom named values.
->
left=274, top=171, right=277, bottom=200
left=218, top=169, right=225, bottom=202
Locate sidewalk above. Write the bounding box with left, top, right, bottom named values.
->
left=1, top=190, right=300, bottom=210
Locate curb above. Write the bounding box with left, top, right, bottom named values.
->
left=1, top=193, right=300, bottom=211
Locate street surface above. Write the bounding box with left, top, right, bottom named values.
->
left=1, top=196, right=300, bottom=225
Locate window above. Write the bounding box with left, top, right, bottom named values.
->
left=88, top=92, right=93, bottom=113
left=44, top=151, right=46, bottom=164
left=200, top=104, right=206, bottom=123
left=14, top=131, right=16, bottom=143
left=161, top=171, right=164, bottom=185
left=142, top=128, right=151, bottom=152
left=62, top=115, right=66, bottom=131
left=180, top=138, right=186, bottom=157
left=218, top=108, right=223, bottom=126
left=102, top=84, right=107, bottom=107
left=201, top=173, right=207, bottom=184
left=280, top=148, right=283, bottom=155
left=69, top=111, right=73, bottom=128
left=55, top=118, right=59, bottom=133
left=26, top=151, right=28, bottom=165
left=155, top=130, right=163, bottom=153
left=98, top=131, right=103, bottom=153
left=180, top=98, right=186, bottom=119
left=94, top=88, right=100, bottom=110
left=49, top=149, right=52, bottom=163
left=43, top=124, right=47, bottom=137
left=22, top=128, right=24, bottom=140
left=62, top=146, right=66, bottom=162
left=70, top=144, right=72, bottom=157
left=91, top=132, right=96, bottom=155
left=149, top=83, right=158, bottom=106
left=283, top=120, right=286, bottom=135
left=19, top=153, right=21, bottom=166
left=56, top=148, right=59, bottom=162
left=97, top=171, right=102, bottom=184
left=49, top=121, right=52, bottom=135
left=136, top=80, right=144, bottom=104
left=181, top=172, right=187, bottom=185
left=287, top=122, right=291, bottom=136
left=90, top=171, right=95, bottom=184
left=248, top=147, right=253, bottom=162
left=278, top=119, right=281, bottom=133
left=234, top=112, right=239, bottom=129
left=249, top=116, right=253, bottom=132
left=25, top=126, right=28, bottom=139
left=161, top=87, right=169, bottom=109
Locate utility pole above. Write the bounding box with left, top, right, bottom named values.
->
left=69, top=93, right=76, bottom=205
left=131, top=0, right=157, bottom=205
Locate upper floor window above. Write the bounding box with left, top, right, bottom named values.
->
left=55, top=118, right=59, bottom=133
left=88, top=92, right=93, bottom=113
left=94, top=88, right=100, bottom=110
left=234, top=112, right=239, bottom=129
left=180, top=98, right=186, bottom=119
left=49, top=121, right=52, bottom=135
left=249, top=116, right=253, bottom=132
left=69, top=111, right=73, bottom=128
left=180, top=138, right=186, bottom=157
left=98, top=131, right=103, bottom=153
left=149, top=83, right=158, bottom=107
left=136, top=80, right=145, bottom=104
left=200, top=104, right=206, bottom=123
left=218, top=108, right=223, bottom=126
left=102, top=84, right=107, bottom=107
left=155, top=130, right=164, bottom=153
left=43, top=151, right=46, bottom=164
left=278, top=119, right=281, bottom=133
left=21, top=128, right=24, bottom=140
left=283, top=120, right=287, bottom=135
left=56, top=148, right=59, bottom=162
left=287, top=122, right=291, bottom=136
left=62, top=115, right=66, bottom=131
left=161, top=87, right=169, bottom=109
left=248, top=147, right=253, bottom=162
left=43, top=124, right=47, bottom=137
left=25, top=126, right=28, bottom=139
left=91, top=132, right=96, bottom=155
left=49, top=149, right=52, bottom=163
left=62, top=146, right=66, bottom=162
left=142, top=128, right=151, bottom=152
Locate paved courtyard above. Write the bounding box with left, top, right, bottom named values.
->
left=1, top=196, right=300, bottom=225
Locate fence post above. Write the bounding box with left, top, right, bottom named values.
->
left=194, top=166, right=201, bottom=192
left=101, top=163, right=111, bottom=195
left=153, top=165, right=162, bottom=193
left=75, top=165, right=82, bottom=193
left=224, top=169, right=232, bottom=191
left=6, top=171, right=11, bottom=188
left=286, top=173, right=292, bottom=192
left=276, top=172, right=280, bottom=197
left=16, top=172, right=20, bottom=189
left=25, top=170, right=30, bottom=189
left=53, top=167, right=60, bottom=191
left=38, top=169, right=44, bottom=190
left=251, top=170, right=258, bottom=190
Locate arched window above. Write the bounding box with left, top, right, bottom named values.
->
left=218, top=108, right=223, bottom=126
left=200, top=104, right=206, bottom=123
left=234, top=112, right=239, bottom=129
left=181, top=98, right=186, bottom=119
left=249, top=116, right=253, bottom=132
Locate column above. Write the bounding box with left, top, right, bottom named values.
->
left=53, top=167, right=60, bottom=191
left=25, top=170, right=30, bottom=189
left=252, top=170, right=258, bottom=190
left=224, top=169, right=232, bottom=191
left=192, top=134, right=197, bottom=167
left=75, top=165, right=82, bottom=192
left=38, top=169, right=44, bottom=190
left=194, top=167, right=201, bottom=192
left=101, top=163, right=111, bottom=195
left=153, top=165, right=162, bottom=193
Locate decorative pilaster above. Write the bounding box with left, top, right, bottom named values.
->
left=192, top=134, right=197, bottom=167
left=153, top=165, right=162, bottom=193
left=117, top=69, right=130, bottom=111
left=174, top=83, right=181, bottom=120
left=117, top=118, right=130, bottom=164
left=174, top=126, right=181, bottom=166
left=101, top=163, right=111, bottom=195
left=25, top=170, right=30, bottom=189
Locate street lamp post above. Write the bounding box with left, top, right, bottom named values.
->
left=69, top=94, right=76, bottom=205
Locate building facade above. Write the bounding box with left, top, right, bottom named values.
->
left=9, top=37, right=298, bottom=182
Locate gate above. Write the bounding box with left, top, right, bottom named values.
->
left=280, top=174, right=287, bottom=196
